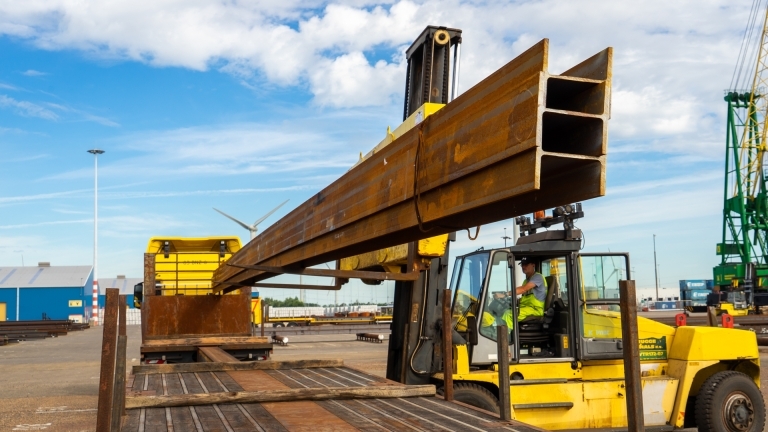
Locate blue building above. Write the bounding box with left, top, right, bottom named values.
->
left=0, top=262, right=93, bottom=321
left=100, top=275, right=141, bottom=309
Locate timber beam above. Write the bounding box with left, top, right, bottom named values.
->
left=126, top=384, right=436, bottom=409
left=213, top=39, right=612, bottom=292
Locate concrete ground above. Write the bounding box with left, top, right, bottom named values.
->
left=0, top=322, right=766, bottom=431
left=0, top=327, right=389, bottom=431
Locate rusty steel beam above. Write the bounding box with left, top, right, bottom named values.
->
left=226, top=263, right=419, bottom=282
left=213, top=39, right=612, bottom=291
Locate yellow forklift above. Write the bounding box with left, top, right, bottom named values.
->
left=386, top=206, right=764, bottom=431
left=345, top=25, right=764, bottom=431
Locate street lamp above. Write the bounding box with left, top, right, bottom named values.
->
left=88, top=149, right=104, bottom=325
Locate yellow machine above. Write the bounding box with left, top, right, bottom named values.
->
left=135, top=236, right=271, bottom=363
left=431, top=211, right=765, bottom=431
left=134, top=236, right=242, bottom=307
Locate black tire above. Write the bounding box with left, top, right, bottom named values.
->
left=452, top=382, right=500, bottom=414
left=274, top=323, right=285, bottom=328
left=695, top=371, right=765, bottom=432
left=287, top=322, right=298, bottom=327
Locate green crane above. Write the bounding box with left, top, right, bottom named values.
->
left=714, top=4, right=768, bottom=315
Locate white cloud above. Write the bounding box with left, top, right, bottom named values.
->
left=0, top=0, right=751, bottom=150
left=0, top=94, right=58, bottom=119
left=22, top=69, right=47, bottom=76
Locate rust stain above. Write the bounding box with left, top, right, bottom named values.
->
left=227, top=370, right=358, bottom=431
left=261, top=401, right=359, bottom=432
left=453, top=142, right=470, bottom=164
left=228, top=370, right=287, bottom=391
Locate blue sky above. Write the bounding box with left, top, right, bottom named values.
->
left=0, top=0, right=755, bottom=303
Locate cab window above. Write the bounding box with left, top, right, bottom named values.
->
left=451, top=252, right=489, bottom=329
left=579, top=254, right=628, bottom=341
left=479, top=251, right=512, bottom=341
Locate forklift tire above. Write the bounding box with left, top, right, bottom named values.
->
left=695, top=371, right=765, bottom=432
left=452, top=382, right=500, bottom=415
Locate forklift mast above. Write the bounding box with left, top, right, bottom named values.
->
left=402, top=26, right=462, bottom=121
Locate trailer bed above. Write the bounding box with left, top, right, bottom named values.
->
left=122, top=365, right=541, bottom=431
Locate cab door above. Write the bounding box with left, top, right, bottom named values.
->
left=574, top=253, right=631, bottom=360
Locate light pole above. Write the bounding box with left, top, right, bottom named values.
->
left=653, top=234, right=659, bottom=302
left=88, top=149, right=104, bottom=325
left=502, top=228, right=511, bottom=247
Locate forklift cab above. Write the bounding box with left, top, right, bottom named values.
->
left=449, top=235, right=630, bottom=366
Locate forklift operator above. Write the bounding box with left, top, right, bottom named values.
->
left=481, top=257, right=547, bottom=333
left=508, top=257, right=547, bottom=321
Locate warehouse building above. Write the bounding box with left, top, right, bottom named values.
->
left=0, top=262, right=93, bottom=321
left=100, top=275, right=141, bottom=308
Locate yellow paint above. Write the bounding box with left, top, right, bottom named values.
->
left=342, top=102, right=447, bottom=275
left=339, top=234, right=449, bottom=273
left=717, top=302, right=750, bottom=316
left=669, top=326, right=758, bottom=361
left=68, top=300, right=82, bottom=307
left=449, top=364, right=680, bottom=429
left=0, top=302, right=5, bottom=321
left=251, top=298, right=262, bottom=325
left=146, top=237, right=242, bottom=296
left=442, top=314, right=759, bottom=429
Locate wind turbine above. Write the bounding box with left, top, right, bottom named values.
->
left=213, top=200, right=289, bottom=240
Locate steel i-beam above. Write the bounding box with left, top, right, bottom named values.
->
left=213, top=39, right=612, bottom=292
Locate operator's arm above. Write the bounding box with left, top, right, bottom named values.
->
left=508, top=281, right=536, bottom=296
left=513, top=282, right=537, bottom=296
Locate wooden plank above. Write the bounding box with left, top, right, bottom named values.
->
left=134, top=359, right=343, bottom=375
left=142, top=336, right=269, bottom=347
left=216, top=404, right=257, bottom=432
left=260, top=400, right=359, bottom=432
left=186, top=373, right=227, bottom=432
left=213, top=40, right=612, bottom=291
left=145, top=374, right=168, bottom=432
left=239, top=403, right=289, bottom=432
left=121, top=410, right=141, bottom=432
left=214, top=371, right=243, bottom=392
left=196, top=371, right=227, bottom=393
left=127, top=385, right=436, bottom=409
left=164, top=374, right=198, bottom=432
left=228, top=370, right=289, bottom=392
left=198, top=346, right=239, bottom=363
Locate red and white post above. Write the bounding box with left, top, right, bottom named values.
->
left=88, top=149, right=104, bottom=325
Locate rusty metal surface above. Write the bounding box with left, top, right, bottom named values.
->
left=143, top=293, right=252, bottom=340
left=96, top=288, right=119, bottom=432
left=227, top=262, right=419, bottom=281
left=213, top=39, right=612, bottom=291
left=619, top=280, right=644, bottom=430
left=442, top=289, right=454, bottom=402
left=124, top=367, right=542, bottom=431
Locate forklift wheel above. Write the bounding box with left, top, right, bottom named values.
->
left=452, top=382, right=500, bottom=415
left=695, top=371, right=765, bottom=432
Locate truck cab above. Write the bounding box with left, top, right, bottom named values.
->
left=441, top=209, right=765, bottom=431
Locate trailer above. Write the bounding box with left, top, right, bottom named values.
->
left=134, top=237, right=273, bottom=364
